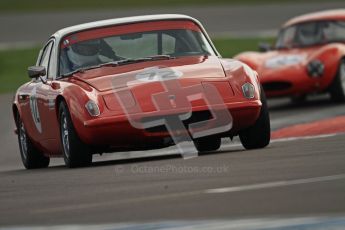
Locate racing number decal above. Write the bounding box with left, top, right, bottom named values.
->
left=135, top=67, right=183, bottom=82
left=29, top=86, right=42, bottom=133
left=112, top=66, right=233, bottom=159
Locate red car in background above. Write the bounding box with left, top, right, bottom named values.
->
left=12, top=15, right=270, bottom=169
left=235, top=9, right=345, bottom=103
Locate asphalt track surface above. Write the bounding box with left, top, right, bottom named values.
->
left=1, top=1, right=345, bottom=46
left=0, top=92, right=345, bottom=228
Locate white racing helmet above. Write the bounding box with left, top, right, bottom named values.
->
left=298, top=24, right=322, bottom=45
left=67, top=39, right=101, bottom=67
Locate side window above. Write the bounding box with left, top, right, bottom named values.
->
left=39, top=41, right=54, bottom=79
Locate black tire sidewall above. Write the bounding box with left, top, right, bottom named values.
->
left=239, top=88, right=271, bottom=149
left=194, top=136, right=221, bottom=152
left=59, top=101, right=91, bottom=168
left=16, top=114, right=49, bottom=169
left=59, top=103, right=72, bottom=166
left=329, top=59, right=345, bottom=102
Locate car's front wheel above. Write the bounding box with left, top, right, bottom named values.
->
left=194, top=136, right=221, bottom=152
left=239, top=88, right=271, bottom=149
left=17, top=115, right=50, bottom=169
left=329, top=59, right=345, bottom=103
left=59, top=101, right=92, bottom=168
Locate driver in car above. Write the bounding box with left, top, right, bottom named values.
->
left=61, top=39, right=114, bottom=74
left=67, top=39, right=102, bottom=69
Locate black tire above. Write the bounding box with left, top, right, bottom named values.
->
left=329, top=59, right=345, bottom=103
left=194, top=136, right=221, bottom=152
left=239, top=88, right=271, bottom=149
left=17, top=114, right=50, bottom=169
left=59, top=101, right=92, bottom=168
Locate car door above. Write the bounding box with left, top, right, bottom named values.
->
left=33, top=40, right=61, bottom=155
left=18, top=44, right=53, bottom=146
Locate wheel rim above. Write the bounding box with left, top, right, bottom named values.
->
left=19, top=121, right=28, bottom=160
left=61, top=112, right=70, bottom=158
left=340, top=61, right=345, bottom=92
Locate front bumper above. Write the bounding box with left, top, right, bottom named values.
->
left=259, top=66, right=334, bottom=98
left=77, top=100, right=261, bottom=147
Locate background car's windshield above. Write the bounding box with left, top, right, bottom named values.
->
left=59, top=28, right=215, bottom=76
left=276, top=20, right=345, bottom=49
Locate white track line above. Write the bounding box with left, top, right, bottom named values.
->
left=33, top=173, right=345, bottom=214
left=205, top=174, right=345, bottom=194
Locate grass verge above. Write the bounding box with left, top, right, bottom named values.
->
left=213, top=37, right=275, bottom=58
left=0, top=47, right=40, bottom=93
left=0, top=37, right=274, bottom=94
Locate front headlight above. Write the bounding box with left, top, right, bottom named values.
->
left=307, top=60, right=324, bottom=77
left=242, top=82, right=255, bottom=99
left=85, top=100, right=100, bottom=117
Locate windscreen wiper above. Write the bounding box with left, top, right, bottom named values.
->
left=100, top=55, right=176, bottom=67
left=61, top=64, right=103, bottom=77
left=62, top=55, right=176, bottom=77
left=146, top=55, right=175, bottom=60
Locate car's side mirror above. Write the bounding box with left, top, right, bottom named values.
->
left=28, top=66, right=46, bottom=79
left=258, top=42, right=272, bottom=52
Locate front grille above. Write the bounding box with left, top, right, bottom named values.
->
left=262, top=81, right=292, bottom=91
left=144, top=110, right=212, bottom=133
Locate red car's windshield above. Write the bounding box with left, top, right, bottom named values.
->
left=59, top=20, right=216, bottom=76
left=276, top=20, right=345, bottom=49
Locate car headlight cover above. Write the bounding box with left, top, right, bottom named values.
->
left=307, top=60, right=324, bottom=77
left=242, top=82, right=255, bottom=99
left=85, top=100, right=100, bottom=116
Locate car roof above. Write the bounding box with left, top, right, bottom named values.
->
left=283, top=9, right=345, bottom=28
left=52, top=14, right=199, bottom=39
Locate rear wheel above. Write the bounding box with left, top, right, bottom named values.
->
left=17, top=115, right=49, bottom=169
left=239, top=88, right=271, bottom=149
left=194, top=136, right=221, bottom=152
left=329, top=59, right=345, bottom=103
left=59, top=101, right=92, bottom=168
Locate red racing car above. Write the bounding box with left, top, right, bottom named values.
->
left=235, top=9, right=345, bottom=103
left=13, top=14, right=270, bottom=169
